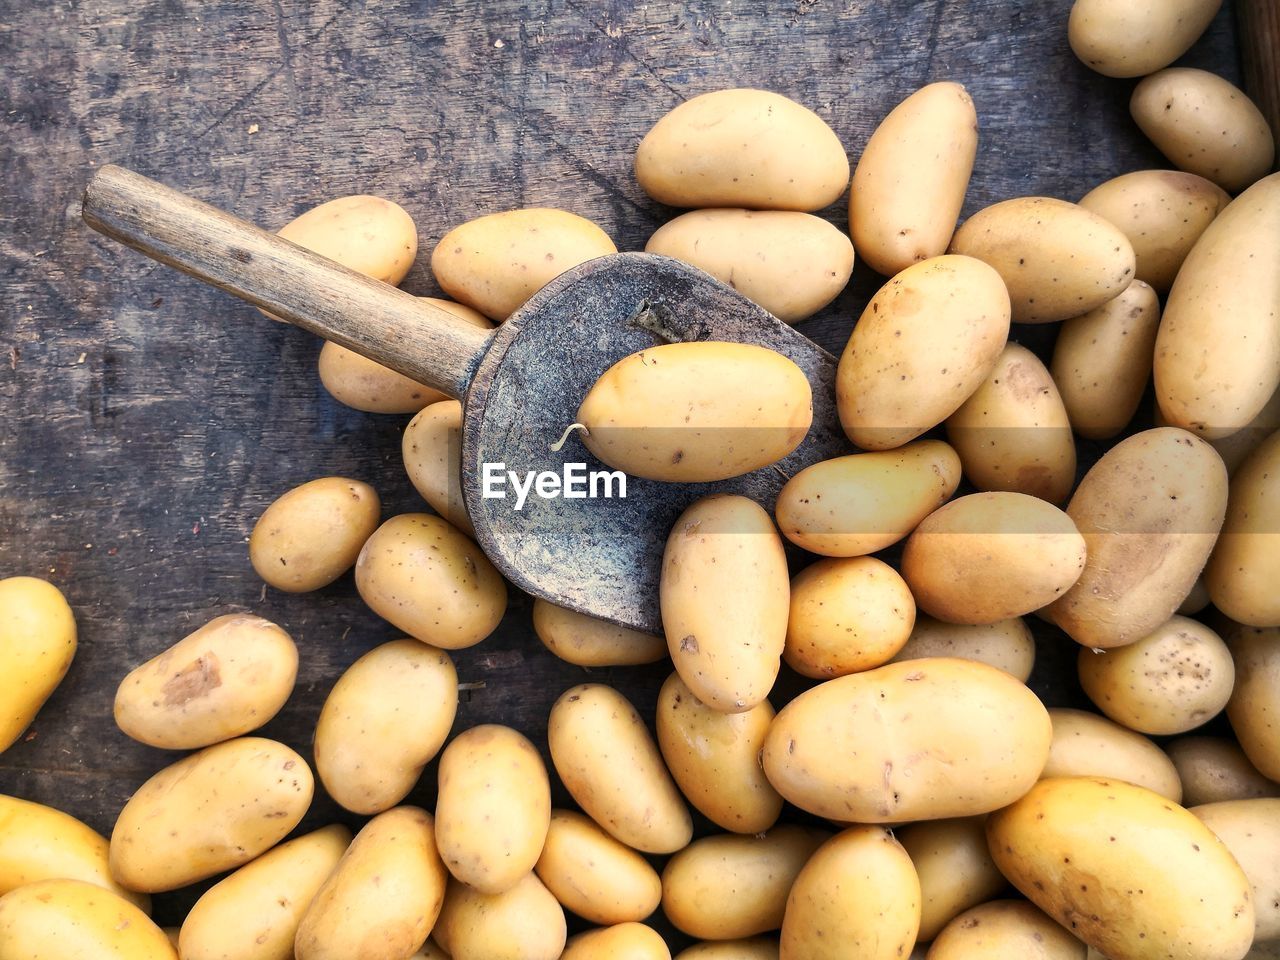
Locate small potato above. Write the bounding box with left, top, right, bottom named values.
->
left=901, top=492, right=1086, bottom=625
left=646, top=209, right=853, bottom=323
left=1068, top=0, right=1223, bottom=78
left=432, top=208, right=616, bottom=320
left=578, top=343, right=812, bottom=483
left=402, top=400, right=471, bottom=535
left=785, top=557, right=915, bottom=678
left=179, top=825, right=351, bottom=960
left=949, top=197, right=1135, bottom=324
left=1193, top=799, right=1280, bottom=941
left=250, top=477, right=381, bottom=593
left=0, top=879, right=174, bottom=960
left=1078, top=616, right=1234, bottom=735
left=532, top=598, right=667, bottom=667
left=656, top=672, right=782, bottom=834
left=1168, top=736, right=1280, bottom=805
left=663, top=827, right=829, bottom=940
left=435, top=724, right=550, bottom=894
left=355, top=513, right=506, bottom=649
left=928, top=900, right=1085, bottom=959
left=675, top=940, right=779, bottom=960
left=1050, top=280, right=1161, bottom=440
left=890, top=616, right=1035, bottom=682
left=635, top=89, right=849, bottom=211
left=535, top=809, right=662, bottom=926
left=314, top=639, right=457, bottom=814
left=277, top=195, right=417, bottom=285
left=1225, top=623, right=1280, bottom=781
left=1205, top=430, right=1280, bottom=626
left=434, top=874, right=566, bottom=960
left=1131, top=69, right=1275, bottom=193
left=109, top=737, right=313, bottom=893
left=561, top=923, right=670, bottom=960
left=1043, top=708, right=1183, bottom=801
left=548, top=683, right=692, bottom=853
left=898, top=817, right=1006, bottom=943
left=0, top=576, right=76, bottom=753
left=295, top=807, right=448, bottom=960
left=780, top=827, right=920, bottom=960
left=850, top=82, right=977, bottom=277
left=114, top=613, right=297, bottom=750
left=836, top=256, right=1010, bottom=450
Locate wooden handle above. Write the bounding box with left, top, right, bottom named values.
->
left=1240, top=0, right=1280, bottom=165
left=81, top=165, right=491, bottom=399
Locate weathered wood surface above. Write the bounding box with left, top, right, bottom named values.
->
left=0, top=0, right=1244, bottom=932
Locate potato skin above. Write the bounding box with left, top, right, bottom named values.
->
left=1205, top=430, right=1280, bottom=626
left=402, top=400, right=471, bottom=535
left=675, top=941, right=779, bottom=960
left=0, top=576, right=76, bottom=753
left=533, top=598, right=667, bottom=667
left=0, top=879, right=175, bottom=960
left=1068, top=0, right=1223, bottom=78
left=898, top=817, right=1005, bottom=942
left=434, top=874, right=566, bottom=960
left=1168, top=736, right=1280, bottom=805
left=1225, top=623, right=1280, bottom=781
left=534, top=809, right=662, bottom=926
left=1193, top=799, right=1280, bottom=941
left=927, top=900, right=1086, bottom=959
left=890, top=616, right=1034, bottom=681
left=1044, top=708, right=1183, bottom=801
left=250, top=477, right=381, bottom=592
left=561, top=923, right=671, bottom=960
left=277, top=195, right=416, bottom=285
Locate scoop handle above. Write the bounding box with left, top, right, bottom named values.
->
left=82, top=164, right=491, bottom=399
left=1240, top=0, right=1280, bottom=164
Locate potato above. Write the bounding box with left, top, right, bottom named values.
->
left=763, top=658, right=1051, bottom=822
left=1043, top=708, right=1183, bottom=801
left=1193, top=799, right=1280, bottom=941
left=109, top=736, right=312, bottom=892
left=295, top=807, right=447, bottom=960
left=561, top=923, right=670, bottom=960
left=0, top=576, right=76, bottom=753
left=662, top=827, right=827, bottom=940
left=656, top=672, right=781, bottom=834
left=535, top=809, right=662, bottom=926
left=635, top=89, right=849, bottom=211
left=179, top=825, right=351, bottom=960
left=849, top=80, right=978, bottom=277
left=1168, top=736, right=1280, bottom=805
left=901, top=493, right=1086, bottom=625
left=780, top=827, right=920, bottom=960
left=577, top=343, right=812, bottom=483
left=946, top=343, right=1076, bottom=503
left=433, top=874, right=566, bottom=960
left=1179, top=575, right=1213, bottom=615
left=402, top=400, right=471, bottom=535
left=1206, top=430, right=1280, bottom=626
left=949, top=198, right=1135, bottom=324
left=250, top=477, right=381, bottom=592
left=435, top=724, right=550, bottom=894
left=413, top=943, right=450, bottom=960
left=277, top=195, right=417, bottom=285
left=646, top=210, right=853, bottom=323
left=1046, top=428, right=1228, bottom=649
left=785, top=557, right=915, bottom=678
left=675, top=940, right=779, bottom=960
left=775, top=441, right=962, bottom=556
left=355, top=513, right=506, bottom=649
left=0, top=879, right=174, bottom=960
left=1155, top=174, right=1280, bottom=439
left=113, top=613, right=297, bottom=750
left=890, top=616, right=1035, bottom=682
left=1131, top=69, right=1275, bottom=193
left=898, top=817, right=1006, bottom=943
left=1050, top=280, right=1160, bottom=440
left=987, top=777, right=1254, bottom=960
left=315, top=639, right=457, bottom=814
left=1068, top=0, right=1223, bottom=78
left=432, top=208, right=616, bottom=320
left=532, top=598, right=666, bottom=667
left=836, top=256, right=1010, bottom=449
left=1207, top=387, right=1280, bottom=476
left=927, top=900, right=1085, bottom=959
left=1078, top=616, right=1234, bottom=735
left=548, top=683, right=692, bottom=853
left=1224, top=623, right=1280, bottom=781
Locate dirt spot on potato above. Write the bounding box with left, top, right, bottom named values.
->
left=162, top=654, right=222, bottom=706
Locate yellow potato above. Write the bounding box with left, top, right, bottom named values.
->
left=901, top=492, right=1086, bottom=625
left=1155, top=174, right=1280, bottom=439
left=355, top=513, right=506, bottom=649
left=1193, top=799, right=1280, bottom=941
left=250, top=477, right=381, bottom=592
left=949, top=198, right=1135, bottom=324
left=850, top=82, right=978, bottom=276
left=0, top=576, right=76, bottom=753
left=109, top=736, right=312, bottom=892
left=435, top=724, right=550, bottom=894
left=402, top=400, right=471, bottom=536
left=1046, top=428, right=1228, bottom=648
left=548, top=683, right=692, bottom=853
left=927, top=899, right=1086, bottom=959
left=277, top=195, right=417, bottom=285
left=432, top=208, right=616, bottom=320
left=646, top=209, right=854, bottom=323
left=0, top=879, right=174, bottom=960
left=1068, top=0, right=1223, bottom=78
left=1050, top=280, right=1161, bottom=440
left=784, top=557, right=915, bottom=678
left=890, top=616, right=1035, bottom=682
left=675, top=940, right=779, bottom=960
left=314, top=639, right=457, bottom=814
left=1206, top=430, right=1280, bottom=626
left=656, top=672, right=781, bottom=834
left=763, top=658, right=1051, bottom=822
left=561, top=923, right=671, bottom=960
left=433, top=874, right=566, bottom=960
left=1044, top=708, right=1183, bottom=801
left=532, top=598, right=667, bottom=667
left=535, top=809, right=662, bottom=926
left=295, top=807, right=447, bottom=960
left=179, top=825, right=351, bottom=960
left=114, top=613, right=297, bottom=750
left=661, top=494, right=789, bottom=712
left=836, top=255, right=1010, bottom=449
left=577, top=343, right=812, bottom=483
left=898, top=817, right=1006, bottom=943
left=780, top=827, right=920, bottom=960
left=987, top=777, right=1254, bottom=960
left=1225, top=623, right=1280, bottom=781
left=635, top=89, right=849, bottom=211
left=1168, top=736, right=1280, bottom=805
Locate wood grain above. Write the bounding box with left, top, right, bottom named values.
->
left=1240, top=0, right=1280, bottom=158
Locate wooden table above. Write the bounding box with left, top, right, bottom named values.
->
left=0, top=0, right=1245, bottom=934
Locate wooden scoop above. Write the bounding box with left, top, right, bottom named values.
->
left=82, top=165, right=850, bottom=634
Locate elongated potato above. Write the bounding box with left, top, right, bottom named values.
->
left=1168, top=736, right=1280, bottom=805
left=928, top=900, right=1085, bottom=959
left=533, top=598, right=666, bottom=667
left=434, top=874, right=566, bottom=960
left=898, top=817, right=1006, bottom=942
left=890, top=616, right=1035, bottom=681
left=0, top=576, right=76, bottom=753
left=562, top=923, right=671, bottom=960
left=0, top=879, right=174, bottom=960
left=535, top=809, right=662, bottom=926
left=1068, top=0, right=1223, bottom=78
left=1044, top=708, right=1183, bottom=801
left=676, top=941, right=780, bottom=960
left=1206, top=430, right=1280, bottom=626
left=1193, top=799, right=1280, bottom=941
left=277, top=195, right=416, bottom=285
left=1225, top=623, right=1280, bottom=781
left=250, top=477, right=380, bottom=592
left=402, top=400, right=471, bottom=535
